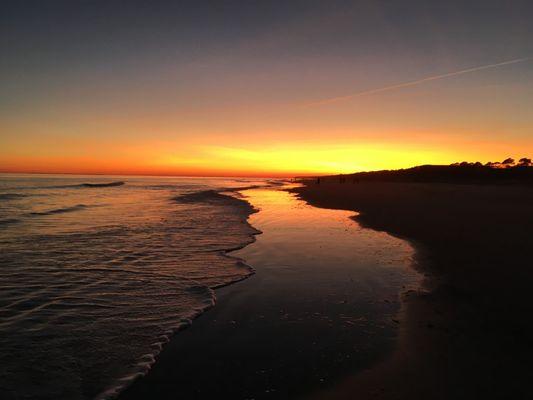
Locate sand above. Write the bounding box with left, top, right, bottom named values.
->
left=118, top=186, right=419, bottom=400
left=293, top=180, right=533, bottom=399
left=119, top=181, right=533, bottom=399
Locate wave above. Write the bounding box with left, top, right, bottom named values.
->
left=29, top=204, right=90, bottom=216
left=0, top=179, right=264, bottom=400
left=0, top=218, right=20, bottom=226
left=96, top=246, right=260, bottom=400
left=94, top=189, right=261, bottom=399
left=266, top=179, right=288, bottom=186
left=145, top=184, right=201, bottom=190
left=0, top=193, right=28, bottom=200
left=173, top=184, right=265, bottom=204
left=94, top=304, right=212, bottom=400
left=80, top=181, right=125, bottom=188
left=27, top=181, right=126, bottom=189
left=173, top=189, right=230, bottom=204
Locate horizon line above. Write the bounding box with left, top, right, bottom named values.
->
left=0, top=170, right=316, bottom=179
left=1, top=161, right=509, bottom=179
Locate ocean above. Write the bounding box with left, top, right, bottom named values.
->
left=0, top=174, right=267, bottom=399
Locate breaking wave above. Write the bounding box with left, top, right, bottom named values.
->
left=0, top=193, right=28, bottom=200
left=0, top=177, right=263, bottom=400
left=28, top=204, right=92, bottom=216
left=0, top=218, right=20, bottom=226
left=80, top=181, right=125, bottom=188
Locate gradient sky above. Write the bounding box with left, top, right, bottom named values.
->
left=2, top=0, right=533, bottom=176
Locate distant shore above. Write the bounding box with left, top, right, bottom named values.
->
left=292, top=179, right=533, bottom=399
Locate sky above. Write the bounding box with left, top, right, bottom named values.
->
left=1, top=0, right=533, bottom=176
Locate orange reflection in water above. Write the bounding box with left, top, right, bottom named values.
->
left=233, top=185, right=420, bottom=285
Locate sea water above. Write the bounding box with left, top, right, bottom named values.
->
left=0, top=174, right=265, bottom=399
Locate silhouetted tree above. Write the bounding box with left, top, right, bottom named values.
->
left=502, top=158, right=515, bottom=166
left=518, top=157, right=532, bottom=167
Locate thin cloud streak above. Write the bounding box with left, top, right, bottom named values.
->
left=305, top=57, right=531, bottom=107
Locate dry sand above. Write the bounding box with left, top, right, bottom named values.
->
left=293, top=180, right=533, bottom=400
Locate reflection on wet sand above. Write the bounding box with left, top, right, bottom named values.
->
left=121, top=185, right=421, bottom=400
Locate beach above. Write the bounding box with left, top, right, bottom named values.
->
left=5, top=2, right=533, bottom=399
left=5, top=176, right=532, bottom=400
left=292, top=180, right=533, bottom=399
left=119, top=186, right=420, bottom=399
left=0, top=176, right=263, bottom=400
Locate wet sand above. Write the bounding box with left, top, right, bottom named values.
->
left=293, top=180, right=533, bottom=400
left=119, top=186, right=420, bottom=400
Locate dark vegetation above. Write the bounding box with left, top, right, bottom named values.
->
left=309, top=158, right=533, bottom=185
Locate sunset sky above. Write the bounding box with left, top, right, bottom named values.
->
left=2, top=1, right=533, bottom=176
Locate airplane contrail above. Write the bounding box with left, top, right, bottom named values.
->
left=305, top=57, right=531, bottom=107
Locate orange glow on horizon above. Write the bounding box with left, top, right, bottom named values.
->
left=2, top=137, right=531, bottom=177
left=2, top=2, right=532, bottom=179
left=3, top=56, right=532, bottom=177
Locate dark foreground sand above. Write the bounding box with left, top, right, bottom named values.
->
left=293, top=180, right=533, bottom=400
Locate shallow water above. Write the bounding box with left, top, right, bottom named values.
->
left=120, top=185, right=422, bottom=399
left=231, top=186, right=422, bottom=395
left=237, top=185, right=420, bottom=292
left=0, top=174, right=264, bottom=400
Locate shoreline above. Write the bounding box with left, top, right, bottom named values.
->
left=99, top=189, right=262, bottom=400
left=292, top=180, right=533, bottom=399
left=119, top=185, right=418, bottom=400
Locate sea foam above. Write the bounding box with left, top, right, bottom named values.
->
left=0, top=176, right=263, bottom=400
